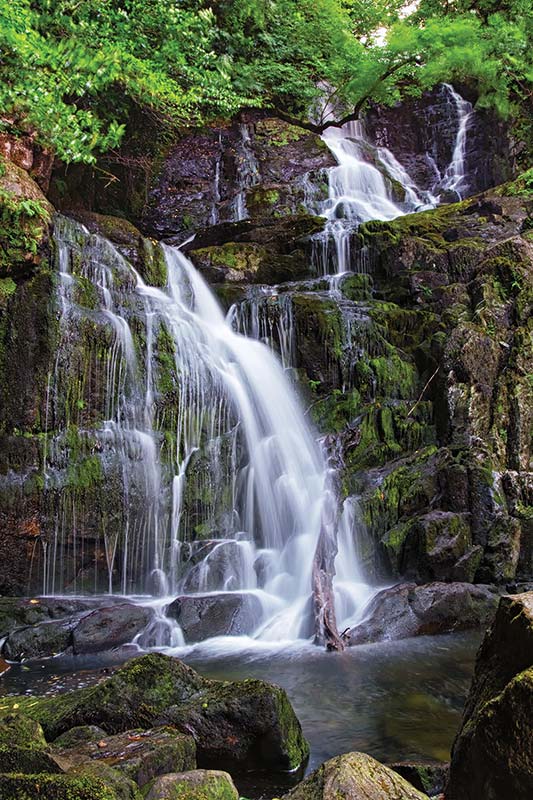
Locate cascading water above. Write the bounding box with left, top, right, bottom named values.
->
left=436, top=84, right=473, bottom=199
left=44, top=217, right=368, bottom=644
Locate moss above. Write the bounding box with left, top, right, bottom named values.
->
left=255, top=118, right=308, bottom=147
left=0, top=773, right=118, bottom=800
left=0, top=746, right=62, bottom=775
left=0, top=712, right=47, bottom=748
left=66, top=455, right=103, bottom=490
left=0, top=276, right=17, bottom=300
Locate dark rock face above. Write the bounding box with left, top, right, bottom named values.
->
left=140, top=113, right=334, bottom=242
left=8, top=653, right=309, bottom=773
left=346, top=582, right=498, bottom=645
left=281, top=752, right=428, bottom=800
left=2, top=617, right=78, bottom=661
left=365, top=85, right=513, bottom=197
left=167, top=592, right=263, bottom=641
left=447, top=591, right=533, bottom=800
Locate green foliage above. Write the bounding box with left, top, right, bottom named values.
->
left=0, top=0, right=531, bottom=164
left=0, top=177, right=50, bottom=274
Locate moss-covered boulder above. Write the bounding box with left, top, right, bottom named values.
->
left=281, top=752, right=429, bottom=800
left=0, top=772, right=120, bottom=800
left=144, top=769, right=239, bottom=800
left=52, top=726, right=196, bottom=788
left=0, top=745, right=62, bottom=775
left=388, top=761, right=448, bottom=797
left=0, top=711, right=47, bottom=749
left=5, top=653, right=309, bottom=773
left=447, top=591, right=533, bottom=799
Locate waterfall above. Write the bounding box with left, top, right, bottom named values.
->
left=311, top=84, right=472, bottom=274
left=44, top=216, right=368, bottom=643
left=436, top=84, right=473, bottom=200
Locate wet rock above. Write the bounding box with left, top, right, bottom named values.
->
left=2, top=617, right=77, bottom=661
left=53, top=725, right=108, bottom=748
left=52, top=726, right=196, bottom=787
left=72, top=603, right=154, bottom=655
left=167, top=592, right=263, bottom=641
left=447, top=591, right=533, bottom=800
left=0, top=596, right=109, bottom=638
left=281, top=752, right=429, bottom=800
left=389, top=761, right=448, bottom=796
left=9, top=653, right=309, bottom=772
left=144, top=769, right=238, bottom=800
left=346, top=582, right=498, bottom=645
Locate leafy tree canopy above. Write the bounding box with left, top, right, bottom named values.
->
left=0, top=0, right=530, bottom=164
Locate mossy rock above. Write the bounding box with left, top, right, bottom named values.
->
left=4, top=653, right=309, bottom=773
left=0, top=712, right=47, bottom=749
left=0, top=772, right=119, bottom=800
left=281, top=752, right=429, bottom=800
left=144, top=769, right=238, bottom=800
left=448, top=592, right=533, bottom=800
left=0, top=746, right=62, bottom=775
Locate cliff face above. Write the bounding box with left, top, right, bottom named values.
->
left=0, top=96, right=530, bottom=597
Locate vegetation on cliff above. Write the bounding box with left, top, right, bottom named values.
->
left=0, top=0, right=531, bottom=164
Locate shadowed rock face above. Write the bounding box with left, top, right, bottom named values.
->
left=447, top=591, right=533, bottom=800
left=346, top=582, right=499, bottom=645
left=281, top=751, right=429, bottom=800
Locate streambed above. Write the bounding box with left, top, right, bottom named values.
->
left=0, top=631, right=480, bottom=797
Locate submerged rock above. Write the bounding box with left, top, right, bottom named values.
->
left=52, top=726, right=196, bottom=787
left=447, top=591, right=533, bottom=799
left=167, top=592, right=263, bottom=641
left=346, top=581, right=498, bottom=645
left=144, top=769, right=238, bottom=800
left=281, top=752, right=429, bottom=799
left=5, top=653, right=309, bottom=773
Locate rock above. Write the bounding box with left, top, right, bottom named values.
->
left=0, top=596, right=115, bottom=638
left=0, top=773, right=121, bottom=800
left=53, top=725, right=108, bottom=748
left=2, top=617, right=77, bottom=660
left=167, top=592, right=263, bottom=641
left=144, top=769, right=238, bottom=800
left=8, top=653, right=309, bottom=772
left=0, top=711, right=47, bottom=748
left=389, top=761, right=448, bottom=796
left=52, top=726, right=196, bottom=787
left=447, top=591, right=533, bottom=799
left=72, top=603, right=154, bottom=655
left=281, top=752, right=429, bottom=800
left=0, top=744, right=63, bottom=774
left=68, top=763, right=140, bottom=800
left=347, top=582, right=498, bottom=645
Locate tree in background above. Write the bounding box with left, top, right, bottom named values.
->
left=0, top=0, right=531, bottom=164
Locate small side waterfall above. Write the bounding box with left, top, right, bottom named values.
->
left=310, top=84, right=473, bottom=274
left=437, top=84, right=473, bottom=199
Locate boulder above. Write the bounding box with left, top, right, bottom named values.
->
left=53, top=725, right=108, bottom=748
left=7, top=653, right=309, bottom=773
left=281, top=752, right=429, bottom=800
left=72, top=603, right=153, bottom=654
left=389, top=761, right=448, bottom=796
left=0, top=596, right=105, bottom=639
left=0, top=710, right=47, bottom=747
left=447, top=591, right=533, bottom=799
left=0, top=773, right=123, bottom=800
left=144, top=769, right=238, bottom=800
left=167, top=592, right=263, bottom=641
left=347, top=582, right=498, bottom=645
left=2, top=617, right=77, bottom=660
left=0, top=744, right=63, bottom=774
left=52, top=726, right=196, bottom=787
